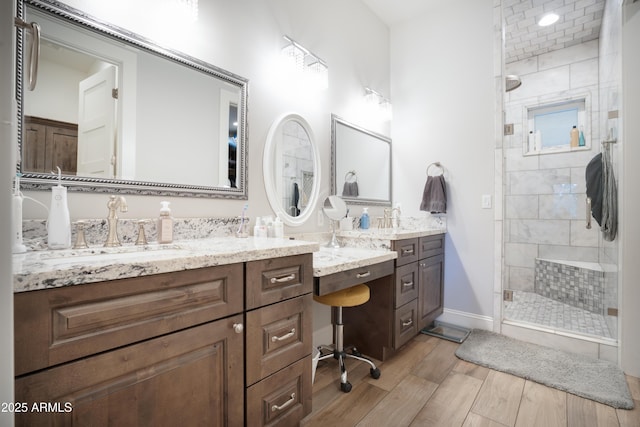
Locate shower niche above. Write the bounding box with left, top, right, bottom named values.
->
left=523, top=96, right=591, bottom=155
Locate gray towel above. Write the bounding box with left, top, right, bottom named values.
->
left=420, top=175, right=446, bottom=214
left=601, top=147, right=617, bottom=241
left=342, top=181, right=359, bottom=197
left=585, top=153, right=603, bottom=226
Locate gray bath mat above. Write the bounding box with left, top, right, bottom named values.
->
left=455, top=329, right=634, bottom=409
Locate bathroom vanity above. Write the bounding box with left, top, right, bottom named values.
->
left=13, top=238, right=318, bottom=427
left=313, top=228, right=446, bottom=362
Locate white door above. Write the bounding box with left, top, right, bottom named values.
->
left=77, top=65, right=117, bottom=178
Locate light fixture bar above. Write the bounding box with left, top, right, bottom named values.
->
left=283, top=35, right=327, bottom=69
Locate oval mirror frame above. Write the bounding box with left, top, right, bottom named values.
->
left=263, top=113, right=321, bottom=227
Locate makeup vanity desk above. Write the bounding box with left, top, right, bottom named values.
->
left=313, top=227, right=446, bottom=361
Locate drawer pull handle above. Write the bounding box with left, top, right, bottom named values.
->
left=402, top=318, right=413, bottom=327
left=271, top=328, right=296, bottom=342
left=270, top=273, right=296, bottom=284
left=356, top=271, right=371, bottom=278
left=402, top=281, right=414, bottom=288
left=272, top=393, right=296, bottom=412
left=402, top=248, right=414, bottom=255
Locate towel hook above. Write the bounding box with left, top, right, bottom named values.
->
left=426, top=162, right=444, bottom=176
left=344, top=170, right=357, bottom=182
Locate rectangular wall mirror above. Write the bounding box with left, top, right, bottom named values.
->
left=16, top=0, right=248, bottom=198
left=331, top=114, right=391, bottom=206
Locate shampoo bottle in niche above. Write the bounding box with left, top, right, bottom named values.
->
left=360, top=207, right=370, bottom=230
left=579, top=126, right=586, bottom=147
left=157, top=201, right=174, bottom=244
left=570, top=126, right=579, bottom=148
left=47, top=167, right=71, bottom=249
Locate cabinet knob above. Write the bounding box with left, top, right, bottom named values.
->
left=233, top=323, right=244, bottom=334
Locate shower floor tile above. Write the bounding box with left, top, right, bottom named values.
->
left=503, top=291, right=612, bottom=339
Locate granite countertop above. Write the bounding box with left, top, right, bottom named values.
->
left=13, top=237, right=319, bottom=293
left=337, top=227, right=445, bottom=241
left=312, top=246, right=397, bottom=277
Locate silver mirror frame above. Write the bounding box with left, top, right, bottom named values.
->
left=331, top=114, right=392, bottom=206
left=263, top=113, right=321, bottom=227
left=15, top=0, right=249, bottom=199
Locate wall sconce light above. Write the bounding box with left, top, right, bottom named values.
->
left=282, top=35, right=328, bottom=90
left=364, top=87, right=392, bottom=121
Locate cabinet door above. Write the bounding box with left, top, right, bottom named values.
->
left=418, top=254, right=444, bottom=330
left=15, top=315, right=244, bottom=427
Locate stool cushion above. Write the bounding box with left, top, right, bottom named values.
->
left=313, top=284, right=370, bottom=307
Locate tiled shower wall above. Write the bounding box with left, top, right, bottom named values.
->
left=503, top=41, right=602, bottom=294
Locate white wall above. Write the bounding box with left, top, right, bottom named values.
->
left=390, top=0, right=496, bottom=323
left=1, top=0, right=15, bottom=424
left=621, top=0, right=640, bottom=377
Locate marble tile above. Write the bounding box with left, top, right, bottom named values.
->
left=570, top=219, right=599, bottom=247
left=538, top=194, right=579, bottom=219
left=537, top=39, right=599, bottom=70
left=510, top=66, right=571, bottom=100
left=510, top=219, right=570, bottom=245
left=538, top=244, right=599, bottom=263
left=505, top=147, right=539, bottom=171
left=571, top=58, right=599, bottom=88
left=503, top=291, right=612, bottom=339
left=505, top=195, right=539, bottom=219
left=508, top=266, right=535, bottom=292
left=504, top=242, right=538, bottom=268
left=508, top=169, right=571, bottom=195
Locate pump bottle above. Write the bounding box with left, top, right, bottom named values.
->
left=157, top=201, right=174, bottom=244
left=47, top=167, right=71, bottom=249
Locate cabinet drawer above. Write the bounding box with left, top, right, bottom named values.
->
left=393, top=238, right=419, bottom=266
left=395, top=262, right=419, bottom=308
left=419, top=234, right=445, bottom=259
left=246, top=254, right=312, bottom=309
left=314, top=260, right=394, bottom=296
left=14, top=264, right=243, bottom=376
left=394, top=299, right=418, bottom=349
left=246, top=294, right=312, bottom=385
left=246, top=356, right=312, bottom=427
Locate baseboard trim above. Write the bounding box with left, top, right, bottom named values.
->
left=436, top=308, right=494, bottom=331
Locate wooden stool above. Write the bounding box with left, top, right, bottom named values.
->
left=313, top=284, right=381, bottom=393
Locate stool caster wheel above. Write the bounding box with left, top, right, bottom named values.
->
left=370, top=368, right=381, bottom=379
left=341, top=381, right=352, bottom=393
left=351, top=347, right=362, bottom=357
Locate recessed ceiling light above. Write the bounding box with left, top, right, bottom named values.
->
left=538, top=13, right=559, bottom=27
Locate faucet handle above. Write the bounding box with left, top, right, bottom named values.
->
left=135, top=220, right=150, bottom=246
left=72, top=220, right=89, bottom=249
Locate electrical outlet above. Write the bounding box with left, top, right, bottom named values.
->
left=482, top=194, right=492, bottom=209
left=504, top=123, right=514, bottom=135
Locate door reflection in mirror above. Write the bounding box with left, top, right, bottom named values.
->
left=280, top=120, right=314, bottom=217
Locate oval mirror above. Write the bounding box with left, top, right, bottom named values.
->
left=263, top=113, right=321, bottom=227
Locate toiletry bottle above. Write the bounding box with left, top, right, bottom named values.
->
left=273, top=215, right=284, bottom=238
left=254, top=216, right=268, bottom=238
left=157, top=201, right=174, bottom=244
left=570, top=126, right=579, bottom=148
left=12, top=174, right=27, bottom=253
left=360, top=207, right=370, bottom=230
left=579, top=126, right=586, bottom=147
left=47, top=167, right=71, bottom=249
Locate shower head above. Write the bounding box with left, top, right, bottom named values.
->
left=506, top=75, right=522, bottom=92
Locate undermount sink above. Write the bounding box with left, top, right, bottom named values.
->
left=38, top=244, right=185, bottom=266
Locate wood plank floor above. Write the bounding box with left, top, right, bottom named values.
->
left=301, top=334, right=640, bottom=427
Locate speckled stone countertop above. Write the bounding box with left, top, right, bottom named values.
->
left=13, top=237, right=319, bottom=293
left=312, top=246, right=398, bottom=277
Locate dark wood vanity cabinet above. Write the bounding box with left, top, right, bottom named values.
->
left=245, top=254, right=313, bottom=426
left=23, top=116, right=78, bottom=175
left=14, top=255, right=314, bottom=427
left=344, top=234, right=445, bottom=361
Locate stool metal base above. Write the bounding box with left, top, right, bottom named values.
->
left=317, top=306, right=381, bottom=393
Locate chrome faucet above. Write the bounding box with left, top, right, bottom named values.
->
left=105, top=195, right=128, bottom=247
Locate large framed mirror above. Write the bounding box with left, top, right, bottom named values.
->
left=16, top=0, right=248, bottom=198
left=331, top=114, right=391, bottom=206
left=263, top=113, right=321, bottom=227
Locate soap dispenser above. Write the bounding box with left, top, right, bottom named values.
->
left=47, top=167, right=71, bottom=249
left=360, top=207, right=370, bottom=230
left=157, top=201, right=174, bottom=244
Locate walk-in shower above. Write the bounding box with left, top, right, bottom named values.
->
left=500, top=0, right=618, bottom=347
